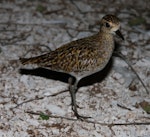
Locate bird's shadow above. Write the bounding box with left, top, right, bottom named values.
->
left=19, top=59, right=113, bottom=89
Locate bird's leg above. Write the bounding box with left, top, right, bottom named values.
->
left=68, top=77, right=91, bottom=120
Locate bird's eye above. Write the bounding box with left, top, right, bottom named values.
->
left=105, top=22, right=110, bottom=28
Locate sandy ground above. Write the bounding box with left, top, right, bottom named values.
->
left=0, top=0, right=150, bottom=137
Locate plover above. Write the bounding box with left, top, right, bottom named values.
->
left=20, top=14, right=124, bottom=119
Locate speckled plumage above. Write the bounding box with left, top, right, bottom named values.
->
left=20, top=14, right=124, bottom=119
left=21, top=34, right=113, bottom=79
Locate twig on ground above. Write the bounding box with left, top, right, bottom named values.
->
left=113, top=51, right=149, bottom=94
left=25, top=110, right=150, bottom=126
left=13, top=89, right=68, bottom=108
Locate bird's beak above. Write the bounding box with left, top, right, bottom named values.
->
left=116, top=30, right=124, bottom=40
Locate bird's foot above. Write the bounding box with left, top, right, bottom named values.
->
left=74, top=111, right=91, bottom=121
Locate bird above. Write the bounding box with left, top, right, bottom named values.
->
left=20, top=14, right=124, bottom=120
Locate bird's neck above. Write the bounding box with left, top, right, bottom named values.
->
left=97, top=30, right=114, bottom=42
left=97, top=31, right=114, bottom=46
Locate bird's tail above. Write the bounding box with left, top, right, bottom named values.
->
left=20, top=53, right=51, bottom=66
left=20, top=56, right=41, bottom=65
